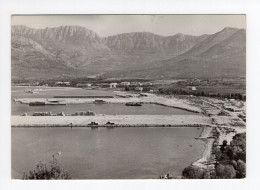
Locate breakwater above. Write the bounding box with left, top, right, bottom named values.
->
left=153, top=102, right=200, bottom=113
left=12, top=124, right=212, bottom=128
left=53, top=95, right=114, bottom=98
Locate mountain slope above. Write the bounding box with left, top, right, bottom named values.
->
left=11, top=25, right=246, bottom=80
left=120, top=28, right=246, bottom=79
left=105, top=32, right=208, bottom=57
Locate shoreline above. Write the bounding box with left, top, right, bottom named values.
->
left=11, top=87, right=246, bottom=178
left=191, top=127, right=214, bottom=169
left=14, top=93, right=202, bottom=114
left=11, top=115, right=211, bottom=127
left=11, top=124, right=212, bottom=128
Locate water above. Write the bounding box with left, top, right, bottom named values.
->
left=12, top=102, right=197, bottom=115
left=11, top=86, right=115, bottom=99
left=11, top=86, right=198, bottom=115
left=12, top=127, right=205, bottom=179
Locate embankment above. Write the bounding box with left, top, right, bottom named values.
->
left=11, top=115, right=211, bottom=127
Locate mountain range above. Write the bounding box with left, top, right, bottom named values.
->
left=11, top=25, right=246, bottom=80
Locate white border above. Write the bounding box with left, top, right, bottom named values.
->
left=1, top=0, right=260, bottom=190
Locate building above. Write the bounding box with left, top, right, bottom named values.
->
left=55, top=81, right=70, bottom=86
left=109, top=83, right=118, bottom=88
left=135, top=87, right=143, bottom=92
left=120, top=82, right=131, bottom=86
left=131, top=82, right=143, bottom=86
left=143, top=82, right=153, bottom=86
left=192, top=86, right=197, bottom=91
left=76, top=83, right=92, bottom=87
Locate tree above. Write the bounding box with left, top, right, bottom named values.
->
left=236, top=160, right=246, bottom=178
left=216, top=164, right=236, bottom=179
left=227, top=133, right=246, bottom=162
left=220, top=140, right=228, bottom=153
left=22, top=153, right=71, bottom=180
left=182, top=166, right=206, bottom=179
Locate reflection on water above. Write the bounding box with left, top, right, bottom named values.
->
left=12, top=127, right=205, bottom=179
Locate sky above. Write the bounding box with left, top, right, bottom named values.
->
left=11, top=15, right=246, bottom=37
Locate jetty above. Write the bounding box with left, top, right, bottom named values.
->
left=11, top=115, right=211, bottom=128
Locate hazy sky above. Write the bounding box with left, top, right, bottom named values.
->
left=12, top=15, right=246, bottom=37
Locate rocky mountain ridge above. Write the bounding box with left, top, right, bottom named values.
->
left=11, top=25, right=246, bottom=80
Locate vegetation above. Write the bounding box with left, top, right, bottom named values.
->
left=215, top=132, right=246, bottom=179
left=182, top=132, right=246, bottom=179
left=182, top=166, right=206, bottom=179
left=215, top=164, right=236, bottom=179
left=227, top=133, right=246, bottom=162
left=22, top=153, right=71, bottom=180
left=158, top=83, right=246, bottom=100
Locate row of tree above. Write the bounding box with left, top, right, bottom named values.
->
left=158, top=87, right=246, bottom=100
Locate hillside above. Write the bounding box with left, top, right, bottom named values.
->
left=118, top=28, right=246, bottom=79
left=11, top=25, right=246, bottom=80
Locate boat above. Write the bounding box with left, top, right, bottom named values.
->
left=29, top=102, right=45, bottom=106
left=88, top=122, right=99, bottom=128
left=93, top=99, right=106, bottom=104
left=105, top=121, right=115, bottom=128
left=25, top=89, right=39, bottom=94
left=125, top=102, right=142, bottom=106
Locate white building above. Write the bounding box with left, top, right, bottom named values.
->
left=135, top=87, right=143, bottom=92
left=55, top=81, right=70, bottom=86
left=109, top=83, right=118, bottom=88
left=192, top=86, right=197, bottom=91
left=76, top=83, right=92, bottom=87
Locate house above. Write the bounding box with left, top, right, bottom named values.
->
left=143, top=82, right=153, bottom=86
left=120, top=82, right=131, bottom=86
left=76, top=83, right=92, bottom=87
left=109, top=83, right=118, bottom=88
left=131, top=82, right=143, bottom=86
left=192, top=86, right=197, bottom=91
left=55, top=81, right=70, bottom=86
left=135, top=87, right=143, bottom=92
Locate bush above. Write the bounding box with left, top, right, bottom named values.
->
left=236, top=160, right=246, bottom=178
left=216, top=164, right=236, bottom=179
left=212, top=145, right=222, bottom=160
left=22, top=153, right=71, bottom=180
left=182, top=166, right=206, bottom=179
left=203, top=170, right=216, bottom=179
left=230, top=160, right=237, bottom=170
left=227, top=133, right=246, bottom=162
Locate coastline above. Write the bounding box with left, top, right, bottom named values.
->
left=11, top=87, right=246, bottom=179
left=11, top=115, right=211, bottom=127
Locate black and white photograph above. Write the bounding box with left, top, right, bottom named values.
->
left=10, top=14, right=247, bottom=180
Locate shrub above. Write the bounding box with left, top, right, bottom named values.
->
left=203, top=170, right=216, bottom=179
left=230, top=160, right=237, bottom=170
left=22, top=153, right=71, bottom=180
left=182, top=166, right=206, bottom=179
left=216, top=164, right=236, bottom=179
left=236, top=160, right=246, bottom=178
left=227, top=133, right=246, bottom=162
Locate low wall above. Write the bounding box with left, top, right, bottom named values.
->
left=12, top=124, right=212, bottom=128
left=53, top=95, right=114, bottom=98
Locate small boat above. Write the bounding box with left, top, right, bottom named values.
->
left=93, top=100, right=106, bottom=104
left=29, top=102, right=45, bottom=106
left=106, top=121, right=115, bottom=125
left=125, top=102, right=142, bottom=106
left=88, top=122, right=99, bottom=128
